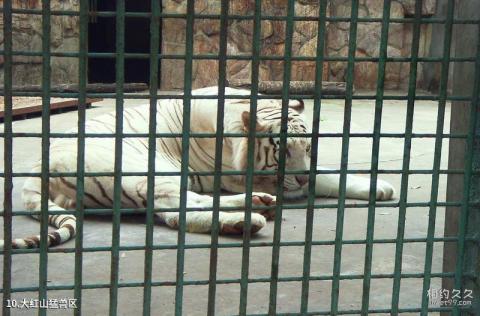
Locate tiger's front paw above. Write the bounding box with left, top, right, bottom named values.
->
left=221, top=213, right=266, bottom=234
left=252, top=192, right=276, bottom=220
left=347, top=177, right=395, bottom=201
left=375, top=179, right=395, bottom=201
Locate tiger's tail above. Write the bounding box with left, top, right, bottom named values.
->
left=0, top=168, right=77, bottom=250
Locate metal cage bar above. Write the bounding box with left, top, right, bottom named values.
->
left=174, top=0, right=195, bottom=314
left=73, top=0, right=89, bottom=314
left=108, top=0, right=126, bottom=314
left=142, top=0, right=161, bottom=314
left=300, top=1, right=328, bottom=314
left=1, top=0, right=13, bottom=315
left=38, top=1, right=52, bottom=315
left=268, top=0, right=296, bottom=313
left=361, top=1, right=391, bottom=313
left=207, top=0, right=230, bottom=314
left=390, top=0, right=423, bottom=313
left=3, top=91, right=479, bottom=101
left=330, top=1, right=360, bottom=314
left=238, top=0, right=263, bottom=313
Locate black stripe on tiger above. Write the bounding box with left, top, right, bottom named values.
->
left=122, top=188, right=140, bottom=207
left=48, top=231, right=62, bottom=247
left=58, top=216, right=76, bottom=227
left=92, top=177, right=114, bottom=204
left=60, top=177, right=109, bottom=208
left=64, top=224, right=76, bottom=237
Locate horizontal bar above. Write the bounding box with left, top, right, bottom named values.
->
left=0, top=199, right=472, bottom=217
left=0, top=272, right=458, bottom=294
left=0, top=168, right=475, bottom=179
left=0, top=132, right=468, bottom=139
left=243, top=306, right=473, bottom=316
left=1, top=236, right=465, bottom=255
left=0, top=92, right=474, bottom=101
left=0, top=50, right=476, bottom=63
left=1, top=8, right=479, bottom=25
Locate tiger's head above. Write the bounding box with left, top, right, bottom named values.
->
left=234, top=99, right=312, bottom=199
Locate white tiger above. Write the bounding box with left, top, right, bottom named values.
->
left=2, top=86, right=394, bottom=249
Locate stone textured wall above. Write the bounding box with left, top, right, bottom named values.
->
left=327, top=0, right=435, bottom=90
left=0, top=0, right=436, bottom=90
left=162, top=0, right=436, bottom=90
left=0, top=0, right=79, bottom=86
left=161, top=0, right=329, bottom=90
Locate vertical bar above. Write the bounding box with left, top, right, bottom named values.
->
left=238, top=0, right=262, bottom=314
left=2, top=0, right=13, bottom=315
left=38, top=0, right=52, bottom=314
left=451, top=21, right=480, bottom=316
left=390, top=0, right=423, bottom=313
left=361, top=1, right=391, bottom=314
left=420, top=0, right=455, bottom=314
left=268, top=0, right=295, bottom=314
left=330, top=1, right=359, bottom=314
left=207, top=0, right=230, bottom=314
left=174, top=0, right=195, bottom=314
left=143, top=0, right=161, bottom=314
left=74, top=0, right=89, bottom=314
left=109, top=0, right=125, bottom=315
left=299, top=1, right=328, bottom=314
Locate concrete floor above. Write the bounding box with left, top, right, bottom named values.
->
left=0, top=95, right=450, bottom=315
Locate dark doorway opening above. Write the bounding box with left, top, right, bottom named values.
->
left=88, top=0, right=160, bottom=85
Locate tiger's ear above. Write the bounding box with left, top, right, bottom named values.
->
left=241, top=111, right=265, bottom=131
left=289, top=99, right=304, bottom=113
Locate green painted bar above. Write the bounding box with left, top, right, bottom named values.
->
left=238, top=0, right=262, bottom=314
left=109, top=0, right=125, bottom=315
left=142, top=0, right=161, bottom=314
left=361, top=1, right=391, bottom=314
left=2, top=49, right=479, bottom=63
left=2, top=91, right=478, bottom=102
left=420, top=0, right=455, bottom=314
left=330, top=1, right=360, bottom=314
left=73, top=0, right=88, bottom=314
left=268, top=0, right=295, bottom=313
left=1, top=0, right=13, bottom=315
left=2, top=202, right=473, bottom=218
left=2, top=167, right=478, bottom=179
left=0, top=270, right=461, bottom=293
left=174, top=0, right=195, bottom=314
left=452, top=20, right=480, bottom=316
left=237, top=305, right=473, bottom=316
left=390, top=0, right=423, bottom=313
left=2, top=235, right=462, bottom=255
left=207, top=0, right=230, bottom=314
left=1, top=49, right=478, bottom=63
left=1, top=7, right=479, bottom=25
left=38, top=0, right=52, bottom=314
left=0, top=132, right=470, bottom=140
left=300, top=1, right=328, bottom=314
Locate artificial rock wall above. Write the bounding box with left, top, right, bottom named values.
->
left=0, top=0, right=80, bottom=85
left=0, top=0, right=436, bottom=90
left=162, top=0, right=436, bottom=90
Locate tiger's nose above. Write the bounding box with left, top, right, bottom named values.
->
left=295, top=175, right=309, bottom=186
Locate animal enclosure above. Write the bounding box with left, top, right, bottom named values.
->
left=1, top=0, right=479, bottom=315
